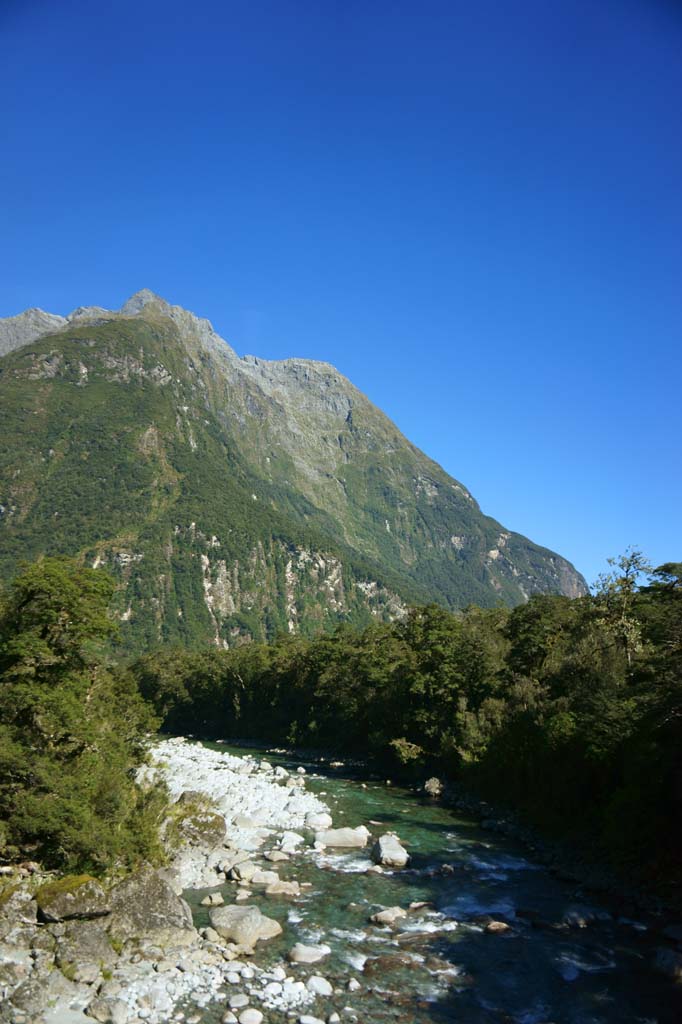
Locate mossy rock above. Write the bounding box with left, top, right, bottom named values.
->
left=35, top=874, right=110, bottom=922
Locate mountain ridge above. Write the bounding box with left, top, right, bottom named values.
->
left=0, top=290, right=587, bottom=651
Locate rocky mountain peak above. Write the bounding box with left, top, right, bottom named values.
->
left=0, top=307, right=68, bottom=356
left=119, top=289, right=171, bottom=316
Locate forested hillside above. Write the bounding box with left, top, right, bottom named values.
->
left=0, top=291, right=586, bottom=652
left=135, top=552, right=682, bottom=887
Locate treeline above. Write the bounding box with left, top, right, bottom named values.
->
left=134, top=551, right=682, bottom=884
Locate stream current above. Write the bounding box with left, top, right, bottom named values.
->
left=186, top=742, right=680, bottom=1024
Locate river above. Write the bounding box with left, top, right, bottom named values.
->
left=184, top=741, right=681, bottom=1024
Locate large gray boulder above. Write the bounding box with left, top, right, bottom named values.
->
left=314, top=826, right=369, bottom=848
left=106, top=865, right=196, bottom=948
left=35, top=875, right=109, bottom=922
left=55, top=919, right=116, bottom=968
left=209, top=904, right=282, bottom=949
left=371, top=834, right=410, bottom=868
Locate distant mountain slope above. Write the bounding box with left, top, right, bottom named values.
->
left=0, top=290, right=587, bottom=651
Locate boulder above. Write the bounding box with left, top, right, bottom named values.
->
left=371, top=834, right=410, bottom=868
left=176, top=809, right=227, bottom=848
left=250, top=869, right=279, bottom=886
left=35, top=875, right=109, bottom=922
left=231, top=861, right=258, bottom=882
left=264, top=850, right=289, bottom=863
left=0, top=886, right=38, bottom=925
left=306, top=975, right=333, bottom=996
left=201, top=892, right=224, bottom=906
left=484, top=920, right=511, bottom=934
left=106, top=865, right=196, bottom=948
left=370, top=906, right=407, bottom=926
left=209, top=905, right=282, bottom=948
left=314, top=826, right=369, bottom=848
left=423, top=777, right=444, bottom=797
left=239, top=1011, right=263, bottom=1024
left=55, top=919, right=116, bottom=969
left=305, top=812, right=333, bottom=830
left=265, top=880, right=301, bottom=896
left=288, top=942, right=331, bottom=964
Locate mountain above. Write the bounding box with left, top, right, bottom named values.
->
left=0, top=290, right=587, bottom=651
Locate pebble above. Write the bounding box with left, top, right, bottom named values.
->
left=347, top=978, right=361, bottom=992
left=222, top=1016, right=238, bottom=1024
left=299, top=1017, right=325, bottom=1024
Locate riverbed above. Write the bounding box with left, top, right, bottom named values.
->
left=183, top=740, right=681, bottom=1024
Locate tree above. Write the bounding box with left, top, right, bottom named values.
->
left=0, top=558, right=164, bottom=871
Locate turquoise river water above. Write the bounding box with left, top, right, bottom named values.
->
left=185, top=742, right=681, bottom=1024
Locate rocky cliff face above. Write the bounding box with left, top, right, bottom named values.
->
left=0, top=290, right=587, bottom=650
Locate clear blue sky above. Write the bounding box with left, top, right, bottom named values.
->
left=1, top=0, right=680, bottom=586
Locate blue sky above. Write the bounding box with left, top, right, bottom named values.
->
left=1, top=0, right=680, bottom=586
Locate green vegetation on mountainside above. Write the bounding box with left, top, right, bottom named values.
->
left=0, top=305, right=586, bottom=652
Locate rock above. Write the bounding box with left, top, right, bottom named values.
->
left=371, top=834, right=410, bottom=868
left=423, top=777, right=444, bottom=797
left=0, top=887, right=37, bottom=924
left=297, top=766, right=306, bottom=775
left=347, top=978, right=361, bottom=992
left=265, top=880, right=301, bottom=896
left=280, top=831, right=305, bottom=849
left=229, top=994, right=250, bottom=1009
left=56, top=919, right=115, bottom=969
left=239, top=1011, right=263, bottom=1024
left=305, top=812, right=333, bottom=829
left=250, top=869, right=279, bottom=886
left=201, top=892, right=224, bottom=906
left=176, top=808, right=227, bottom=848
left=314, top=827, right=369, bottom=848
left=35, top=875, right=109, bottom=922
left=264, top=850, right=289, bottom=862
left=231, top=861, right=258, bottom=882
left=107, top=865, right=197, bottom=947
left=288, top=942, right=332, bottom=964
left=209, top=905, right=282, bottom=947
left=299, top=1017, right=325, bottom=1024
left=88, top=996, right=129, bottom=1023
left=233, top=814, right=260, bottom=829
left=306, top=975, right=333, bottom=996
left=561, top=905, right=612, bottom=929
left=370, top=906, right=407, bottom=926
left=365, top=865, right=383, bottom=874
left=654, top=947, right=682, bottom=982
left=484, top=920, right=511, bottom=934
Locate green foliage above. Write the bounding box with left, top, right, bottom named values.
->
left=0, top=558, right=166, bottom=872
left=135, top=551, right=681, bottom=887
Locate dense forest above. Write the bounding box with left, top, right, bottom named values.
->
left=1, top=553, right=680, bottom=893
left=134, top=550, right=681, bottom=888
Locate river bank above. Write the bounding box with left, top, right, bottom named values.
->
left=1, top=737, right=681, bottom=1024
